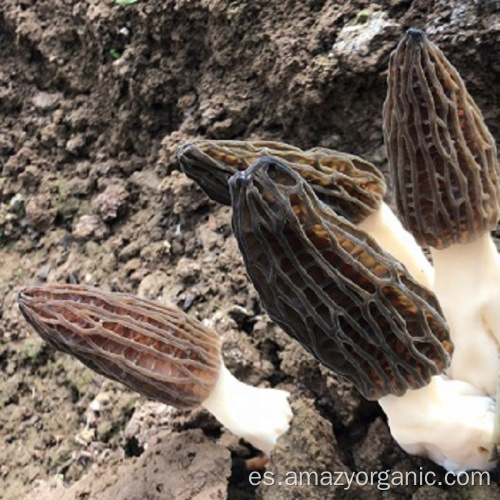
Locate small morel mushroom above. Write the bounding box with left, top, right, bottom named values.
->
left=230, top=156, right=495, bottom=472
left=179, top=139, right=433, bottom=287
left=383, top=28, right=500, bottom=396
left=17, top=284, right=292, bottom=455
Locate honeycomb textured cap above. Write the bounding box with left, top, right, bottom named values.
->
left=18, top=284, right=221, bottom=409
left=230, top=156, right=452, bottom=400
left=178, top=139, right=386, bottom=224
left=383, top=28, right=500, bottom=249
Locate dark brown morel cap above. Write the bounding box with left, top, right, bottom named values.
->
left=18, top=284, right=221, bottom=408
left=178, top=140, right=386, bottom=224
left=230, top=156, right=452, bottom=400
left=383, top=28, right=500, bottom=249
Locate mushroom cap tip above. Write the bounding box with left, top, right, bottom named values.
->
left=404, top=28, right=427, bottom=44
left=177, top=141, right=198, bottom=170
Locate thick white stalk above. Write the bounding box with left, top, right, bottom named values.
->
left=358, top=202, right=434, bottom=288
left=201, top=363, right=292, bottom=455
left=431, top=233, right=500, bottom=397
left=362, top=217, right=499, bottom=471
left=379, top=375, right=495, bottom=473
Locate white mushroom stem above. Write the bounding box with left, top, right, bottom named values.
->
left=359, top=211, right=500, bottom=470
left=202, top=363, right=292, bottom=455
left=431, top=232, right=500, bottom=397
left=379, top=375, right=495, bottom=473
left=358, top=202, right=434, bottom=287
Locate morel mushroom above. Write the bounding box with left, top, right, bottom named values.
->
left=178, top=139, right=385, bottom=222
left=229, top=156, right=451, bottom=399
left=383, top=28, right=500, bottom=396
left=179, top=139, right=433, bottom=287
left=17, top=284, right=292, bottom=455
left=230, top=156, right=495, bottom=472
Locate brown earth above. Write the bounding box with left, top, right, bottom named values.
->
left=1, top=0, right=500, bottom=499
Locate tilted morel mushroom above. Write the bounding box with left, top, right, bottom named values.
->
left=229, top=155, right=449, bottom=398
left=17, top=284, right=292, bottom=455
left=230, top=156, right=495, bottom=472
left=178, top=140, right=433, bottom=286
left=178, top=139, right=385, bottom=222
left=383, top=28, right=500, bottom=397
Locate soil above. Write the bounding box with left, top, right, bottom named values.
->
left=1, top=1, right=499, bottom=499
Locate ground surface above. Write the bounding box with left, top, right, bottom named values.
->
left=1, top=1, right=500, bottom=499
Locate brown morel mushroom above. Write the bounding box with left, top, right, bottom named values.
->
left=178, top=139, right=385, bottom=222
left=230, top=156, right=495, bottom=472
left=17, top=284, right=292, bottom=455
left=383, top=28, right=500, bottom=397
left=384, top=28, right=499, bottom=249
left=229, top=156, right=451, bottom=399
left=179, top=140, right=434, bottom=287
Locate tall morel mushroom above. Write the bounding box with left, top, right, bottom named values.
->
left=383, top=28, right=500, bottom=397
left=18, top=284, right=292, bottom=455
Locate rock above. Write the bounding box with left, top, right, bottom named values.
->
left=92, top=178, right=130, bottom=222
left=27, top=430, right=231, bottom=500
left=73, top=214, right=109, bottom=240
left=137, top=270, right=169, bottom=300
left=31, top=92, right=61, bottom=111
left=25, top=195, right=56, bottom=232
left=259, top=398, right=357, bottom=499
